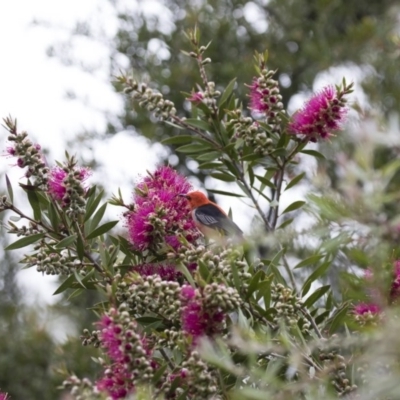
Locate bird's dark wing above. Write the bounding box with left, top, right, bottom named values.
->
left=194, top=204, right=243, bottom=236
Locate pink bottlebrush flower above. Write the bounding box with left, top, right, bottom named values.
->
left=353, top=303, right=381, bottom=316
left=249, top=79, right=271, bottom=114
left=126, top=166, right=200, bottom=251
left=132, top=263, right=180, bottom=281
left=96, top=309, right=155, bottom=399
left=0, top=393, right=9, bottom=400
left=180, top=285, right=225, bottom=343
left=96, top=363, right=133, bottom=400
left=187, top=91, right=204, bottom=103
left=288, top=85, right=348, bottom=141
left=48, top=165, right=90, bottom=202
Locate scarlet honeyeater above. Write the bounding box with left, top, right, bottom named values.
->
left=179, top=191, right=243, bottom=241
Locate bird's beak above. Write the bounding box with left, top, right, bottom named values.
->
left=178, top=193, right=188, bottom=198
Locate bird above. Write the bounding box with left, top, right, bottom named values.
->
left=179, top=191, right=243, bottom=242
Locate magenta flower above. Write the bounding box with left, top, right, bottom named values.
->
left=249, top=79, right=272, bottom=114
left=180, top=285, right=225, bottom=344
left=132, top=263, right=180, bottom=281
left=96, top=309, right=155, bottom=399
left=0, top=393, right=9, bottom=400
left=126, top=166, right=200, bottom=251
left=288, top=85, right=348, bottom=141
left=48, top=165, right=90, bottom=203
left=353, top=303, right=381, bottom=316
left=96, top=363, right=133, bottom=400
left=187, top=91, right=204, bottom=103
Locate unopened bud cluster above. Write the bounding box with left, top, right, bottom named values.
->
left=24, top=243, right=82, bottom=275
left=81, top=329, right=101, bottom=347
left=188, top=81, right=220, bottom=109
left=7, top=220, right=41, bottom=237
left=197, top=246, right=252, bottom=290
left=228, top=110, right=274, bottom=155
left=6, top=128, right=48, bottom=188
left=62, top=375, right=100, bottom=400
left=272, top=283, right=310, bottom=333
left=319, top=352, right=357, bottom=396
left=117, top=275, right=182, bottom=322
left=203, top=282, right=242, bottom=310
left=181, top=351, right=220, bottom=399
left=123, top=78, right=176, bottom=120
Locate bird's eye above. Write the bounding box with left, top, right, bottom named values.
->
left=186, top=196, right=191, bottom=200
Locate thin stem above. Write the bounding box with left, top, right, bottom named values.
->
left=300, top=307, right=324, bottom=339
left=169, top=115, right=221, bottom=149
left=159, top=348, right=175, bottom=370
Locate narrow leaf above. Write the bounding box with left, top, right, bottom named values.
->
left=86, top=220, right=119, bottom=240
left=285, top=172, right=306, bottom=191
left=303, top=285, right=331, bottom=308
left=301, top=149, right=326, bottom=159
left=5, top=233, right=44, bottom=250
left=55, top=234, right=77, bottom=249
left=282, top=200, right=306, bottom=215
left=5, top=175, right=13, bottom=203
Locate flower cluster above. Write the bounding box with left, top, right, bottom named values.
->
left=121, top=77, right=177, bottom=121
left=4, top=117, right=48, bottom=188
left=181, top=284, right=241, bottom=343
left=289, top=83, right=352, bottom=141
left=48, top=165, right=90, bottom=206
left=95, top=306, right=156, bottom=399
left=228, top=109, right=274, bottom=155
left=125, top=166, right=200, bottom=252
left=0, top=393, right=9, bottom=400
left=248, top=69, right=284, bottom=128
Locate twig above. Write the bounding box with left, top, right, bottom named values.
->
left=300, top=307, right=324, bottom=339
left=159, top=347, right=175, bottom=370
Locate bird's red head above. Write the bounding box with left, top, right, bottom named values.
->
left=179, top=191, right=209, bottom=209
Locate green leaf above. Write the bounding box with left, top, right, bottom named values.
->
left=176, top=143, right=212, bottom=154
left=294, top=254, right=325, bottom=269
left=327, top=303, right=350, bottom=333
left=210, top=172, right=236, bottom=182
left=73, top=269, right=87, bottom=289
left=55, top=234, right=77, bottom=249
left=285, top=172, right=306, bottom=191
left=207, top=189, right=245, bottom=198
left=255, top=174, right=276, bottom=190
left=301, top=149, right=326, bottom=159
left=86, top=220, right=119, bottom=240
left=197, top=161, right=223, bottom=170
left=5, top=233, right=44, bottom=250
left=184, top=118, right=210, bottom=131
left=161, top=135, right=194, bottom=145
left=282, top=200, right=306, bottom=215
left=53, top=274, right=77, bottom=295
left=196, top=151, right=220, bottom=162
left=163, top=120, right=185, bottom=130
left=26, top=190, right=41, bottom=221
left=5, top=175, right=13, bottom=203
left=76, top=235, right=85, bottom=261
left=301, top=261, right=331, bottom=297
left=246, top=270, right=263, bottom=300
left=86, top=202, right=107, bottom=234
left=277, top=218, right=294, bottom=230
left=47, top=201, right=59, bottom=231
left=85, top=188, right=104, bottom=222
left=218, top=78, right=236, bottom=108
left=303, top=285, right=331, bottom=308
